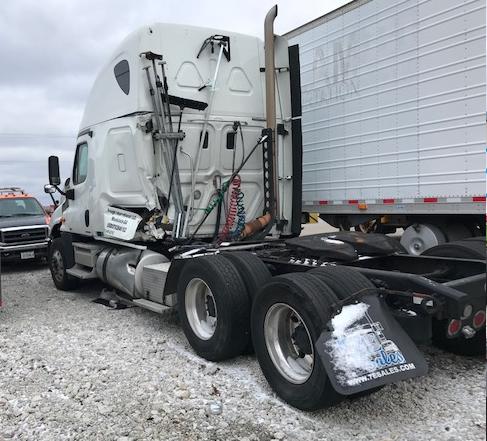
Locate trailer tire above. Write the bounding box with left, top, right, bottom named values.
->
left=251, top=272, right=343, bottom=410
left=49, top=238, right=77, bottom=291
left=423, top=240, right=485, bottom=356
left=177, top=255, right=250, bottom=361
left=309, top=266, right=375, bottom=300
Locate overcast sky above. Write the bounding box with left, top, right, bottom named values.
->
left=0, top=0, right=351, bottom=204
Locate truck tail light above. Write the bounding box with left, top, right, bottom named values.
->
left=447, top=319, right=462, bottom=337
left=472, top=310, right=486, bottom=329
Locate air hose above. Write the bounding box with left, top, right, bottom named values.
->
left=218, top=175, right=246, bottom=241
left=187, top=134, right=268, bottom=242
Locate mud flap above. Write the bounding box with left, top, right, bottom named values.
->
left=316, top=294, right=428, bottom=395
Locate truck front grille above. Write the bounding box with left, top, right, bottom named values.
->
left=0, top=227, right=48, bottom=244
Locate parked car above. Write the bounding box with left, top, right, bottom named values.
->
left=0, top=187, right=50, bottom=263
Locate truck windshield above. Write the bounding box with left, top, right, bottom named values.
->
left=0, top=198, right=45, bottom=218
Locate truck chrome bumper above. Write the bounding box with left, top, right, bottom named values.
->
left=0, top=241, right=49, bottom=251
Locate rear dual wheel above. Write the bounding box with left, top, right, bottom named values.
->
left=177, top=255, right=250, bottom=361
left=251, top=272, right=343, bottom=411
left=177, top=252, right=271, bottom=361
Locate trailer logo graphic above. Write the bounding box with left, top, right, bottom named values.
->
left=325, top=302, right=412, bottom=387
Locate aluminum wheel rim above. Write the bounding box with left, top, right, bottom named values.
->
left=51, top=249, right=65, bottom=283
left=185, top=278, right=217, bottom=340
left=264, top=303, right=314, bottom=384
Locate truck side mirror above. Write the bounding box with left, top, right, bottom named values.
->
left=48, top=156, right=61, bottom=186
left=44, top=184, right=56, bottom=194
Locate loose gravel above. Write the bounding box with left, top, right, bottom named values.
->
left=0, top=263, right=485, bottom=441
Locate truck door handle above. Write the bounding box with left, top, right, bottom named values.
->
left=66, top=189, right=75, bottom=200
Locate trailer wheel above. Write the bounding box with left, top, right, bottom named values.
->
left=177, top=255, right=250, bottom=361
left=49, top=238, right=77, bottom=290
left=309, top=265, right=375, bottom=300
left=251, top=272, right=343, bottom=410
left=422, top=239, right=485, bottom=356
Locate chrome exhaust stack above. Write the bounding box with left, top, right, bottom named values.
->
left=264, top=5, right=279, bottom=223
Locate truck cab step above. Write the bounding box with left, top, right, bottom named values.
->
left=66, top=264, right=98, bottom=280
left=132, top=298, right=171, bottom=314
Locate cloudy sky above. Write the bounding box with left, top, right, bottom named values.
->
left=0, top=0, right=350, bottom=204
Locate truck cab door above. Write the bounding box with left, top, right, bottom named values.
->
left=63, top=136, right=92, bottom=236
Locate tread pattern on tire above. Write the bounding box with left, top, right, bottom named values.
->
left=222, top=251, right=272, bottom=301
left=309, top=265, right=375, bottom=300
left=177, top=255, right=250, bottom=361
left=251, top=272, right=343, bottom=410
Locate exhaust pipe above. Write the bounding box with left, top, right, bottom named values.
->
left=264, top=5, right=279, bottom=222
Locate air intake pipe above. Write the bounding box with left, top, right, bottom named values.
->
left=264, top=4, right=279, bottom=223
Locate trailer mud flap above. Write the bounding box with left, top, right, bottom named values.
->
left=316, top=295, right=428, bottom=395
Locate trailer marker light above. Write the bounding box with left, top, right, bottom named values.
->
left=358, top=203, right=367, bottom=210
left=447, top=319, right=462, bottom=337
left=472, top=310, right=486, bottom=329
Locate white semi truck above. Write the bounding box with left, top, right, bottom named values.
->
left=287, top=0, right=486, bottom=254
left=44, top=5, right=485, bottom=410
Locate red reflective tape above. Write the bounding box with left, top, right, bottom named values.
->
left=383, top=199, right=395, bottom=204
left=472, top=196, right=486, bottom=202
left=423, top=198, right=438, bottom=203
left=348, top=200, right=359, bottom=204
left=318, top=200, right=328, bottom=205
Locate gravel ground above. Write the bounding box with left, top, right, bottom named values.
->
left=0, top=263, right=485, bottom=441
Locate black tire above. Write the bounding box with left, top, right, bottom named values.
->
left=251, top=272, right=343, bottom=410
left=49, top=237, right=77, bottom=290
left=423, top=240, right=486, bottom=356
left=222, top=251, right=272, bottom=301
left=222, top=252, right=272, bottom=354
left=422, top=239, right=485, bottom=260
left=309, top=265, right=375, bottom=300
left=177, top=255, right=250, bottom=361
left=309, top=266, right=381, bottom=397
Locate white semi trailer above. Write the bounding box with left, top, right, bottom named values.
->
left=286, top=0, right=486, bottom=254
left=44, top=6, right=485, bottom=411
